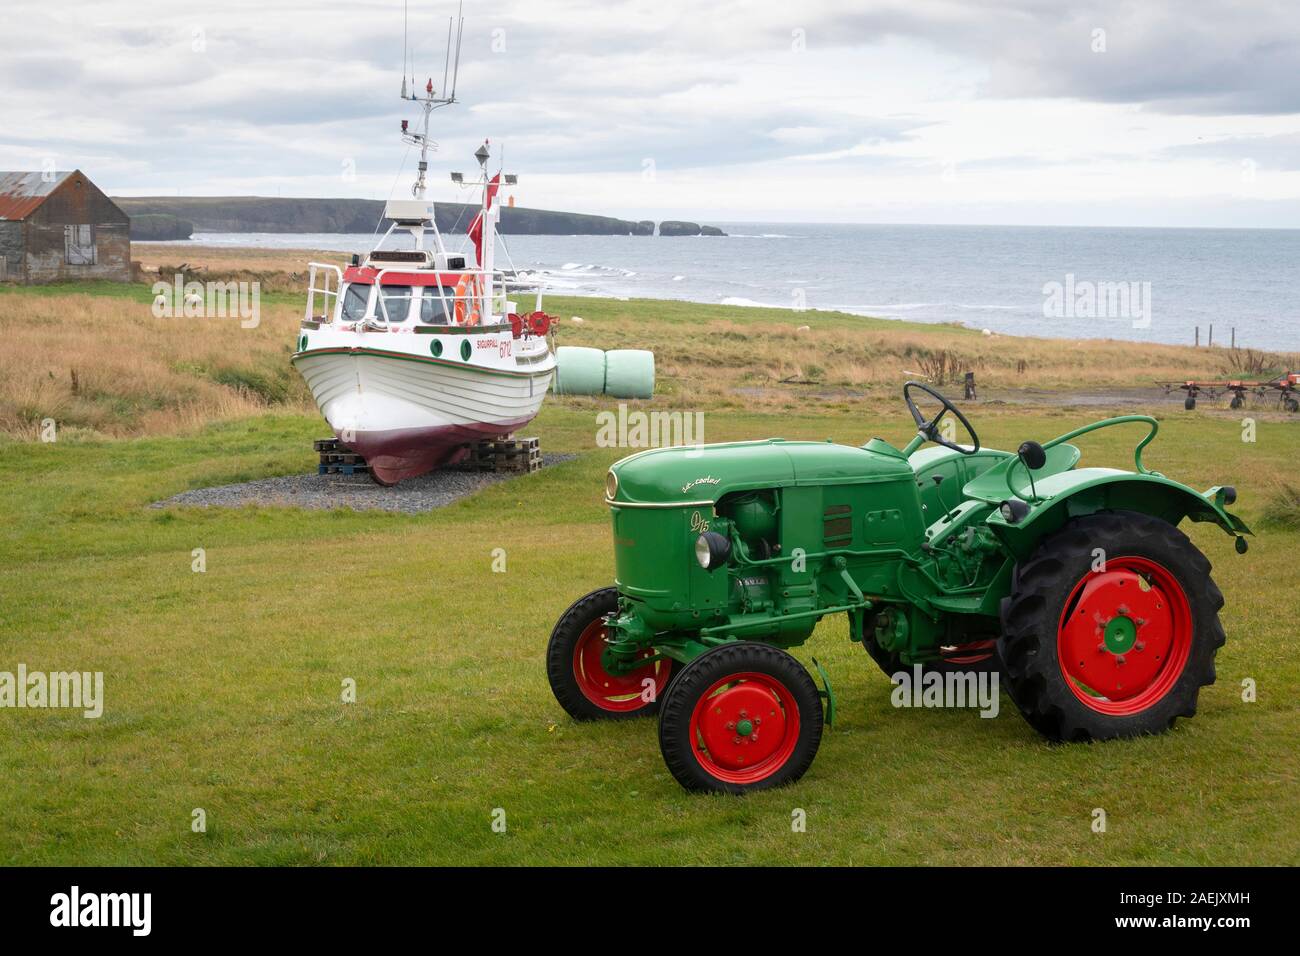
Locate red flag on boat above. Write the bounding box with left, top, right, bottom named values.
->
left=467, top=173, right=502, bottom=267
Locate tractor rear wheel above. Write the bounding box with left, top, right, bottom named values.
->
left=546, top=587, right=675, bottom=721
left=999, top=511, right=1224, bottom=742
left=658, top=642, right=823, bottom=794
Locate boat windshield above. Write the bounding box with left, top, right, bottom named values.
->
left=378, top=286, right=414, bottom=323
left=340, top=283, right=371, bottom=323
left=419, top=286, right=458, bottom=325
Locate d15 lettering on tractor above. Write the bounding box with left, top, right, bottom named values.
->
left=546, top=383, right=1251, bottom=794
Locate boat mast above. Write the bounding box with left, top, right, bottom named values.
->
left=397, top=1, right=463, bottom=252
left=478, top=143, right=495, bottom=315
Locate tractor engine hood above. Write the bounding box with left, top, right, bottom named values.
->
left=606, top=439, right=913, bottom=508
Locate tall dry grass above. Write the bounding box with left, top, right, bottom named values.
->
left=135, top=245, right=349, bottom=294
left=134, top=245, right=346, bottom=276
left=0, top=291, right=312, bottom=440
left=135, top=243, right=1297, bottom=398
left=561, top=310, right=1295, bottom=411
left=7, top=243, right=1293, bottom=438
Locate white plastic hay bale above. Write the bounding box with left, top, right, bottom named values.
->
left=570, top=316, right=585, bottom=324
left=554, top=346, right=606, bottom=396
left=796, top=325, right=811, bottom=332
left=603, top=349, right=655, bottom=399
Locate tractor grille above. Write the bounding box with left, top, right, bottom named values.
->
left=823, top=504, right=853, bottom=545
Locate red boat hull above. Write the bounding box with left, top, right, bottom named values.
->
left=340, top=416, right=534, bottom=484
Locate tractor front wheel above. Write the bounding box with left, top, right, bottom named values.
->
left=546, top=587, right=675, bottom=720
left=658, top=643, right=823, bottom=794
left=999, top=512, right=1224, bottom=741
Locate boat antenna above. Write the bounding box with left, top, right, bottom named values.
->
left=400, top=1, right=465, bottom=200
left=441, top=17, right=452, bottom=101
left=400, top=0, right=409, bottom=98
left=447, top=1, right=464, bottom=102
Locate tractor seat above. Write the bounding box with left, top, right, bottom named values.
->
left=962, top=443, right=1081, bottom=504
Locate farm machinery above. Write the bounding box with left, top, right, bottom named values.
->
left=1162, top=372, right=1300, bottom=412
left=547, top=383, right=1251, bottom=793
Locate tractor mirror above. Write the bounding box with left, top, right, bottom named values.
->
left=1018, top=441, right=1047, bottom=471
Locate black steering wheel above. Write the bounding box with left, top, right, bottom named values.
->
left=903, top=381, right=980, bottom=454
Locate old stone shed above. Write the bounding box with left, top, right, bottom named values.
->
left=0, top=170, right=131, bottom=284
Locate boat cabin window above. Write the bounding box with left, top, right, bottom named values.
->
left=339, top=283, right=372, bottom=323
left=378, top=286, right=414, bottom=323
left=418, top=286, right=458, bottom=325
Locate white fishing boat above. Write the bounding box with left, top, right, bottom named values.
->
left=292, top=8, right=556, bottom=485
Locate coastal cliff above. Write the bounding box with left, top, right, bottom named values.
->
left=659, top=220, right=725, bottom=237
left=115, top=197, right=724, bottom=238
left=127, top=213, right=195, bottom=241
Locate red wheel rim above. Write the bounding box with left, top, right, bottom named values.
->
left=1057, top=556, right=1193, bottom=715
left=688, top=672, right=801, bottom=784
left=572, top=619, right=672, bottom=712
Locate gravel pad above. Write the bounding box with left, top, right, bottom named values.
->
left=153, top=454, right=576, bottom=514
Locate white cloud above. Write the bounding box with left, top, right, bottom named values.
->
left=0, top=0, right=1297, bottom=225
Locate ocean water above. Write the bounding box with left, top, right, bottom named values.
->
left=159, top=224, right=1300, bottom=351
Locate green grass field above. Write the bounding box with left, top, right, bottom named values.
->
left=2, top=389, right=1296, bottom=865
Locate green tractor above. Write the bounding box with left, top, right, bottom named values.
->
left=547, top=384, right=1251, bottom=794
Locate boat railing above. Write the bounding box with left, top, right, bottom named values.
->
left=305, top=263, right=343, bottom=324
left=369, top=266, right=500, bottom=328
left=497, top=276, right=545, bottom=313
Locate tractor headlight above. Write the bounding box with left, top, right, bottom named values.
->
left=999, top=499, right=1030, bottom=524
left=694, top=531, right=732, bottom=571
left=604, top=469, right=619, bottom=501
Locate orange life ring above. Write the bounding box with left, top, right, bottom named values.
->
left=453, top=274, right=482, bottom=326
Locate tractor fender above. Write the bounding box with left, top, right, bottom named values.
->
left=984, top=468, right=1251, bottom=560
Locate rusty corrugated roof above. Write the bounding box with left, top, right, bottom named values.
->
left=0, top=170, right=75, bottom=221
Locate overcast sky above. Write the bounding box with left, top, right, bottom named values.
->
left=2, top=0, right=1298, bottom=226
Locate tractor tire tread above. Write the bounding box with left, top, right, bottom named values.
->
left=658, top=642, right=823, bottom=795
left=546, top=586, right=662, bottom=721
left=998, top=511, right=1224, bottom=742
